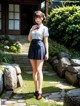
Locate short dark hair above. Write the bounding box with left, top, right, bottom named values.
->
left=33, top=10, right=46, bottom=24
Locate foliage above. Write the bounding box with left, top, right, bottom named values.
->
left=0, top=35, right=22, bottom=53
left=46, top=6, right=80, bottom=50
left=49, top=38, right=80, bottom=60
left=0, top=52, right=14, bottom=63
left=49, top=38, right=69, bottom=57
left=61, top=0, right=80, bottom=1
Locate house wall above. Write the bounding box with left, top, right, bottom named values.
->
left=0, top=0, right=43, bottom=35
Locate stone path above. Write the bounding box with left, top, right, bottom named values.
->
left=0, top=70, right=71, bottom=106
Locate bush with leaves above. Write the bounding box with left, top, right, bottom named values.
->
left=0, top=52, right=14, bottom=63
left=46, top=6, right=80, bottom=50
left=49, top=39, right=69, bottom=59
left=0, top=35, right=22, bottom=53
left=49, top=39, right=80, bottom=60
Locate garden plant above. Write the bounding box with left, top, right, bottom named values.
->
left=46, top=6, right=80, bottom=50
left=0, top=35, right=22, bottom=53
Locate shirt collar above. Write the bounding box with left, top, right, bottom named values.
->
left=37, top=24, right=43, bottom=27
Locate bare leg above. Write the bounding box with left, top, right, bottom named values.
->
left=36, top=60, right=44, bottom=94
left=30, top=59, right=38, bottom=91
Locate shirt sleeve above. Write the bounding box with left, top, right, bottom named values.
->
left=29, top=25, right=34, bottom=35
left=43, top=26, right=49, bottom=37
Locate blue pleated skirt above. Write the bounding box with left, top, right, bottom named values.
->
left=28, top=39, right=46, bottom=60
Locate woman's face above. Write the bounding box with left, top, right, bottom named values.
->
left=35, top=17, right=43, bottom=25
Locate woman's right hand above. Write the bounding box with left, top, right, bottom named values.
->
left=45, top=53, right=49, bottom=61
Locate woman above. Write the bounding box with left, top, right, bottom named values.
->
left=28, top=10, right=49, bottom=100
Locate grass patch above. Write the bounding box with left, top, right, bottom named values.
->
left=17, top=62, right=76, bottom=106
left=0, top=62, right=76, bottom=106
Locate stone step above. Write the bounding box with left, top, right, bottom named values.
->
left=12, top=53, right=31, bottom=65
left=12, top=53, right=47, bottom=71
left=20, top=65, right=47, bottom=71
left=14, top=60, right=31, bottom=65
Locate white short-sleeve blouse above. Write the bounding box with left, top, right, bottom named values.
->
left=30, top=24, right=49, bottom=40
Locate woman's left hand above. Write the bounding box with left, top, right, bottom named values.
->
left=45, top=54, right=49, bottom=61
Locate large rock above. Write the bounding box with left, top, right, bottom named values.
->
left=51, top=56, right=59, bottom=65
left=12, top=64, right=21, bottom=74
left=64, top=89, right=80, bottom=106
left=57, top=57, right=71, bottom=78
left=51, top=56, right=59, bottom=71
left=0, top=70, right=3, bottom=95
left=67, top=66, right=80, bottom=73
left=4, top=65, right=17, bottom=90
left=17, top=75, right=23, bottom=87
left=70, top=59, right=80, bottom=66
left=65, top=71, right=78, bottom=85
left=78, top=72, right=80, bottom=86
left=65, top=65, right=80, bottom=85
left=58, top=52, right=69, bottom=59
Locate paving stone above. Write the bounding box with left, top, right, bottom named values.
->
left=45, top=72, right=56, bottom=76
left=2, top=91, right=13, bottom=99
left=28, top=93, right=34, bottom=97
left=56, top=82, right=70, bottom=89
left=6, top=100, right=17, bottom=104
left=9, top=98, right=17, bottom=100
left=44, top=92, right=64, bottom=104
left=48, top=92, right=61, bottom=101
left=29, top=104, right=39, bottom=106
left=43, top=98, right=53, bottom=103
left=13, top=94, right=23, bottom=99
left=17, top=99, right=25, bottom=103
left=43, top=93, right=51, bottom=97
left=13, top=103, right=27, bottom=106
left=0, top=99, right=7, bottom=105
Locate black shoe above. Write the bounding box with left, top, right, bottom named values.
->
left=34, top=91, right=38, bottom=96
left=36, top=93, right=42, bottom=100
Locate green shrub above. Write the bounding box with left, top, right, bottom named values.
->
left=10, top=46, right=18, bottom=52
left=49, top=39, right=69, bottom=58
left=46, top=6, right=80, bottom=50
left=0, top=52, right=14, bottom=63
left=0, top=35, right=22, bottom=53
left=49, top=38, right=80, bottom=60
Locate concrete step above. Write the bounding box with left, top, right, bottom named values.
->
left=12, top=53, right=47, bottom=71
left=20, top=65, right=47, bottom=71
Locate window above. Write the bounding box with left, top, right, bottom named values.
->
left=8, top=4, right=20, bottom=30
left=0, top=4, right=2, bottom=30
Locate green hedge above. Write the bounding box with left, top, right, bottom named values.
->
left=46, top=6, right=80, bottom=50
left=49, top=39, right=69, bottom=58
left=0, top=52, right=14, bottom=63
left=49, top=39, right=80, bottom=60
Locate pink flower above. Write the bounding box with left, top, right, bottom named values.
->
left=4, top=46, right=9, bottom=49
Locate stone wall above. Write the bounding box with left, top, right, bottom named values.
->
left=50, top=52, right=80, bottom=86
